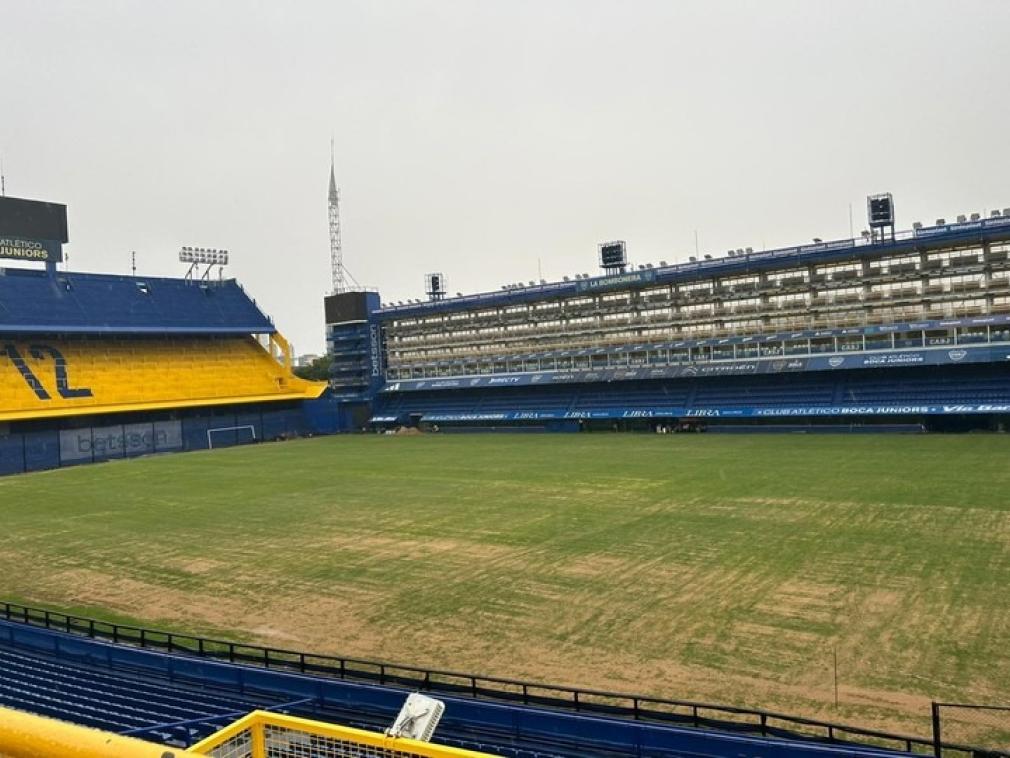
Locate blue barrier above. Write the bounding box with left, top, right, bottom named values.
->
left=21, top=430, right=59, bottom=472
left=0, top=435, right=25, bottom=475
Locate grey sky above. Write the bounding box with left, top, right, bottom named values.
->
left=3, top=0, right=1008, bottom=353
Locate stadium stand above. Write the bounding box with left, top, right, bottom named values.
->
left=0, top=335, right=318, bottom=421
left=325, top=207, right=1010, bottom=432
left=0, top=614, right=937, bottom=757
left=0, top=268, right=328, bottom=476
left=0, top=195, right=338, bottom=476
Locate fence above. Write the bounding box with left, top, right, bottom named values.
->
left=932, top=702, right=1010, bottom=758
left=0, top=704, right=491, bottom=758
left=193, top=710, right=491, bottom=758
left=0, top=601, right=995, bottom=757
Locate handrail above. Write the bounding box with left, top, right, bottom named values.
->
left=0, top=704, right=206, bottom=757
left=0, top=601, right=967, bottom=756
left=192, top=710, right=492, bottom=757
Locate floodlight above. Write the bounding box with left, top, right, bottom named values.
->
left=867, top=193, right=895, bottom=228
left=598, top=241, right=627, bottom=272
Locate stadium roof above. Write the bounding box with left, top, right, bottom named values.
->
left=0, top=268, right=274, bottom=335
left=376, top=215, right=1010, bottom=320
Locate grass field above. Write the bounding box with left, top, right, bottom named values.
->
left=1, top=433, right=1008, bottom=738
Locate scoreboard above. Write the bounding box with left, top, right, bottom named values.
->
left=0, top=196, right=68, bottom=263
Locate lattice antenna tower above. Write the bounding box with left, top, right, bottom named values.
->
left=328, top=140, right=345, bottom=294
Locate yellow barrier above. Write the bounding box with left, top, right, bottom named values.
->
left=0, top=705, right=205, bottom=757
left=0, top=706, right=494, bottom=758
left=193, top=710, right=494, bottom=758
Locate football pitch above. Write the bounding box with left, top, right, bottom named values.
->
left=1, top=433, right=1008, bottom=737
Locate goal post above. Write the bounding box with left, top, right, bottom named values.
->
left=206, top=425, right=257, bottom=449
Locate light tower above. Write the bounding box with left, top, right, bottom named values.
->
left=328, top=142, right=345, bottom=294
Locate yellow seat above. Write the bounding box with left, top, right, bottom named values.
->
left=0, top=335, right=326, bottom=422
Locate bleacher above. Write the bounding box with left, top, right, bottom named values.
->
left=373, top=364, right=1010, bottom=427
left=693, top=379, right=836, bottom=408
left=0, top=335, right=324, bottom=422
left=839, top=375, right=1010, bottom=405
left=0, top=617, right=921, bottom=758
left=0, top=646, right=280, bottom=739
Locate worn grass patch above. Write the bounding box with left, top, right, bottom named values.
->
left=1, top=433, right=1008, bottom=737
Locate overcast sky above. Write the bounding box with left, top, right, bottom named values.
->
left=3, top=0, right=1009, bottom=353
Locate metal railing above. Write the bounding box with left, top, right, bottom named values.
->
left=931, top=702, right=1010, bottom=758
left=0, top=704, right=206, bottom=757
left=193, top=710, right=491, bottom=757
left=0, top=601, right=979, bottom=756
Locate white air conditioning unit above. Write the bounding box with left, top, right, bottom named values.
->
left=386, top=693, right=445, bottom=742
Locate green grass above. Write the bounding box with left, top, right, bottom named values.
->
left=1, top=433, right=1008, bottom=738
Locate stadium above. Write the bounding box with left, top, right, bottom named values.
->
left=0, top=184, right=1008, bottom=758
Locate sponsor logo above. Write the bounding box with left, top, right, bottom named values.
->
left=369, top=323, right=382, bottom=377
left=948, top=350, right=967, bottom=361
left=828, top=357, right=845, bottom=367
left=385, top=382, right=401, bottom=392
left=78, top=428, right=168, bottom=455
